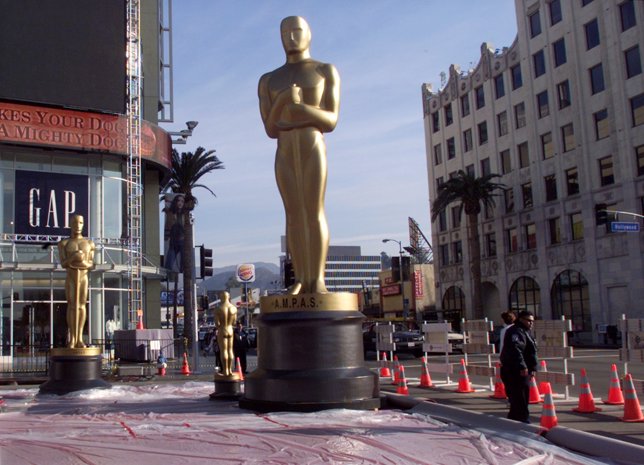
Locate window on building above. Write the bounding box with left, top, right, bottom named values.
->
left=557, top=80, right=571, bottom=109
left=461, top=94, right=470, bottom=117
left=549, top=217, right=561, bottom=244
left=509, top=277, right=542, bottom=317
left=480, top=157, right=491, bottom=177
left=475, top=86, right=485, bottom=109
left=436, top=176, right=444, bottom=188
left=497, top=111, right=508, bottom=137
left=451, top=205, right=461, bottom=228
left=485, top=233, right=497, bottom=257
left=570, top=212, right=584, bottom=240
left=507, top=227, right=519, bottom=253
left=522, top=182, right=533, bottom=208
left=545, top=174, right=558, bottom=201
left=561, top=123, right=575, bottom=152
left=433, top=143, right=442, bottom=165
left=465, top=164, right=475, bottom=176
left=599, top=156, right=615, bottom=186
left=438, top=209, right=447, bottom=232
left=594, top=109, right=609, bottom=139
left=495, top=74, right=505, bottom=99
left=631, top=94, right=644, bottom=126
left=500, top=149, right=511, bottom=174
left=584, top=19, right=600, bottom=50
left=582, top=0, right=594, bottom=6
left=553, top=38, right=567, bottom=67
left=515, top=102, right=526, bottom=128
left=625, top=46, right=642, bottom=78
left=478, top=121, right=488, bottom=145
left=505, top=188, right=515, bottom=213
left=525, top=223, right=537, bottom=249
left=511, top=64, right=523, bottom=90
left=518, top=142, right=529, bottom=168
left=541, top=132, right=554, bottom=159
left=549, top=0, right=562, bottom=25
left=529, top=10, right=542, bottom=38
left=533, top=50, right=546, bottom=77
left=447, top=137, right=456, bottom=159
left=432, top=111, right=440, bottom=132
left=449, top=171, right=458, bottom=179
left=566, top=167, right=580, bottom=195
left=444, top=103, right=453, bottom=126
left=453, top=241, right=463, bottom=263
left=439, top=244, right=449, bottom=266
left=620, top=0, right=636, bottom=32
left=637, top=145, right=644, bottom=176
left=552, top=270, right=591, bottom=332
left=589, top=63, right=605, bottom=94
left=537, top=90, right=549, bottom=118
left=463, top=129, right=473, bottom=152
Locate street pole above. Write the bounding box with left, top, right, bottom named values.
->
left=383, top=238, right=406, bottom=318
left=190, top=214, right=200, bottom=374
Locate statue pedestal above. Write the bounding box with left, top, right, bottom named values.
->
left=210, top=372, right=242, bottom=400
left=239, top=293, right=380, bottom=412
left=39, top=347, right=111, bottom=395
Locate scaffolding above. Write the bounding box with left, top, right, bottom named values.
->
left=408, top=217, right=433, bottom=264
left=126, top=0, right=143, bottom=329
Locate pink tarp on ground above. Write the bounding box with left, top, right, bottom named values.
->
left=0, top=382, right=609, bottom=465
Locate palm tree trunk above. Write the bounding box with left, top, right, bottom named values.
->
left=467, top=213, right=483, bottom=319
left=182, top=212, right=195, bottom=348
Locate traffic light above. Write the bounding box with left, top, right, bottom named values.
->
left=199, top=295, right=209, bottom=309
left=595, top=203, right=608, bottom=225
left=283, top=259, right=295, bottom=288
left=199, top=246, right=213, bottom=279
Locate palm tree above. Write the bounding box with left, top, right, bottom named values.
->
left=431, top=170, right=505, bottom=319
left=162, top=147, right=224, bottom=345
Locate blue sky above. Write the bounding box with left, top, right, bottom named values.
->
left=163, top=0, right=518, bottom=268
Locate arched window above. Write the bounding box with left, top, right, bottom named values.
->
left=551, top=270, right=590, bottom=331
left=508, top=276, right=541, bottom=317
left=442, top=286, right=465, bottom=331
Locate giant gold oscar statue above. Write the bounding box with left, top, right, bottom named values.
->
left=240, top=16, right=379, bottom=412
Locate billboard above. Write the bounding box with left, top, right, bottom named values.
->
left=0, top=0, right=126, bottom=114
left=163, top=193, right=186, bottom=273
left=14, top=170, right=89, bottom=236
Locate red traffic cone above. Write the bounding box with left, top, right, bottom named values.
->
left=235, top=357, right=244, bottom=381
left=157, top=366, right=166, bottom=376
left=180, top=352, right=191, bottom=375
left=392, top=355, right=401, bottom=385
left=528, top=375, right=543, bottom=404
left=603, top=364, right=625, bottom=405
left=538, top=360, right=550, bottom=395
left=621, top=374, right=644, bottom=422
left=456, top=359, right=475, bottom=393
left=396, top=365, right=409, bottom=395
left=489, top=362, right=507, bottom=399
left=380, top=352, right=391, bottom=378
left=135, top=311, right=144, bottom=330
left=573, top=368, right=601, bottom=413
left=419, top=357, right=433, bottom=388
left=540, top=383, right=558, bottom=430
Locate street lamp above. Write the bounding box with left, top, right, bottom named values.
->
left=382, top=238, right=407, bottom=317
left=167, top=120, right=199, bottom=145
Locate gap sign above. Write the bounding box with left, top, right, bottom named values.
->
left=610, top=222, right=640, bottom=232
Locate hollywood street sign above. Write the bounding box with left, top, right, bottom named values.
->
left=610, top=222, right=640, bottom=232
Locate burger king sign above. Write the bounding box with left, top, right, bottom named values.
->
left=236, top=263, right=256, bottom=283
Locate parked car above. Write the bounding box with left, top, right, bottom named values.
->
left=363, top=323, right=424, bottom=357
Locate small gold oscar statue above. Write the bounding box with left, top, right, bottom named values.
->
left=210, top=291, right=242, bottom=399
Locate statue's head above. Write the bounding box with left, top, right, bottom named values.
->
left=70, top=214, right=84, bottom=234
left=280, top=16, right=311, bottom=55
left=219, top=290, right=230, bottom=301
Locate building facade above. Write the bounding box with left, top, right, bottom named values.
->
left=422, top=0, right=643, bottom=343
left=0, top=1, right=170, bottom=358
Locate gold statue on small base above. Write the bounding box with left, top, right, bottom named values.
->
left=259, top=16, right=340, bottom=295
left=215, top=291, right=238, bottom=378
left=58, top=214, right=95, bottom=349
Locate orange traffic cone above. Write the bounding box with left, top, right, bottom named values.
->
left=456, top=359, right=475, bottom=393
left=538, top=360, right=550, bottom=395
left=235, top=357, right=244, bottom=381
left=136, top=311, right=144, bottom=330
left=396, top=365, right=409, bottom=395
left=540, top=383, right=558, bottom=430
left=419, top=357, right=433, bottom=388
left=573, top=368, right=601, bottom=413
left=380, top=352, right=391, bottom=378
left=392, top=356, right=401, bottom=385
left=157, top=366, right=166, bottom=376
left=180, top=352, right=191, bottom=375
left=603, top=364, right=625, bottom=405
left=489, top=362, right=507, bottom=399
left=621, top=374, right=644, bottom=422
left=528, top=375, right=543, bottom=404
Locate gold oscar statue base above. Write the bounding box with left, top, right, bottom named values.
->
left=40, top=347, right=111, bottom=395
left=210, top=372, right=242, bottom=400
left=239, top=292, right=380, bottom=412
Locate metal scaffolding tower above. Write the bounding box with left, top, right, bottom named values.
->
left=126, top=0, right=143, bottom=329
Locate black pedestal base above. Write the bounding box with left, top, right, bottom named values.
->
left=210, top=375, right=242, bottom=400
left=239, top=309, right=380, bottom=412
left=39, top=349, right=111, bottom=395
